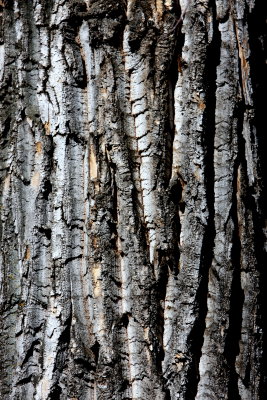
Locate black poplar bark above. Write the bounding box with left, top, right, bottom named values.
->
left=0, top=0, right=266, bottom=399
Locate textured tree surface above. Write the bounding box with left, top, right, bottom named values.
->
left=0, top=0, right=266, bottom=399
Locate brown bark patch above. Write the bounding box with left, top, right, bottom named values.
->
left=31, top=171, right=40, bottom=188
left=44, top=121, right=50, bottom=135
left=35, top=141, right=42, bottom=154
left=24, top=245, right=31, bottom=260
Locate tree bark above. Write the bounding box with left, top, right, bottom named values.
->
left=0, top=0, right=266, bottom=399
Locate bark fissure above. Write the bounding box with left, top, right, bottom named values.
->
left=183, top=3, right=220, bottom=397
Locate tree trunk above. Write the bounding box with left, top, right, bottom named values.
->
left=0, top=0, right=266, bottom=399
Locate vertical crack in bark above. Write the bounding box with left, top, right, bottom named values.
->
left=224, top=104, right=245, bottom=400
left=154, top=11, right=185, bottom=394
left=48, top=313, right=72, bottom=399
left=247, top=5, right=267, bottom=396
left=184, top=2, right=219, bottom=397
left=196, top=3, right=243, bottom=396
left=165, top=6, right=183, bottom=189
left=231, top=3, right=267, bottom=398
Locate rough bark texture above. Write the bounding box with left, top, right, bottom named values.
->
left=0, top=0, right=266, bottom=399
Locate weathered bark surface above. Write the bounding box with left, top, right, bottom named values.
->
left=0, top=0, right=266, bottom=399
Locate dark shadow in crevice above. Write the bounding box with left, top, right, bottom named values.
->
left=21, top=339, right=40, bottom=367
left=49, top=384, right=62, bottom=400
left=224, top=134, right=244, bottom=400
left=153, top=249, right=173, bottom=399
left=75, top=357, right=96, bottom=372
left=247, top=3, right=267, bottom=398
left=91, top=340, right=100, bottom=366
left=164, top=11, right=185, bottom=189
left=184, top=2, right=220, bottom=398
left=41, top=179, right=53, bottom=201
left=38, top=226, right=52, bottom=240
left=151, top=24, right=186, bottom=393
left=49, top=313, right=72, bottom=398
